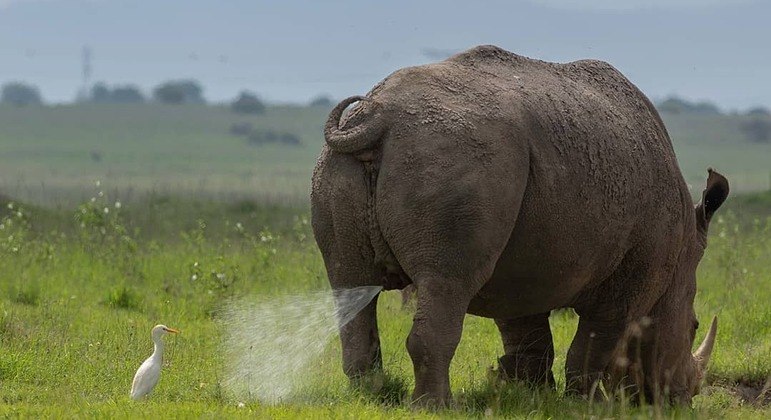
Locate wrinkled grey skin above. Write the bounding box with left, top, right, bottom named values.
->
left=311, top=45, right=728, bottom=407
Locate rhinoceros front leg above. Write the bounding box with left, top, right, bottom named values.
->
left=565, top=317, right=626, bottom=398
left=406, top=279, right=475, bottom=407
left=495, top=312, right=555, bottom=387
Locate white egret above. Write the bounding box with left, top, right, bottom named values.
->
left=130, top=324, right=179, bottom=400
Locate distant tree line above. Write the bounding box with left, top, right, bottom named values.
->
left=1, top=80, right=336, bottom=111
left=655, top=95, right=771, bottom=143
left=90, top=83, right=145, bottom=104
left=152, top=80, right=205, bottom=104
left=656, top=96, right=723, bottom=116
left=0, top=82, right=43, bottom=106
left=231, top=91, right=265, bottom=114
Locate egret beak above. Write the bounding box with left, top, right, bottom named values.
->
left=164, top=327, right=180, bottom=334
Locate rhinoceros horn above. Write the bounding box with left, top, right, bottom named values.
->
left=324, top=95, right=387, bottom=154
left=693, top=316, right=718, bottom=371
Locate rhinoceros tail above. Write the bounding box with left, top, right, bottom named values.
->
left=324, top=95, right=387, bottom=154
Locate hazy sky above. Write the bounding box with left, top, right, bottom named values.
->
left=0, top=0, right=768, bottom=109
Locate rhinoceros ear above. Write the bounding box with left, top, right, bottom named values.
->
left=695, top=168, right=729, bottom=232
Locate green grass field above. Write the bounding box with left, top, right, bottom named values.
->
left=0, top=105, right=770, bottom=417
left=663, top=114, right=771, bottom=193
left=0, top=188, right=769, bottom=418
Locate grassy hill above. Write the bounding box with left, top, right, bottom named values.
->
left=0, top=104, right=329, bottom=206
left=663, top=114, right=771, bottom=194
left=0, top=104, right=769, bottom=207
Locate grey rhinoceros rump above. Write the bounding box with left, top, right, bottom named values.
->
left=311, top=45, right=728, bottom=406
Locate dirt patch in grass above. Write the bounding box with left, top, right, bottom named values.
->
left=722, top=377, right=771, bottom=406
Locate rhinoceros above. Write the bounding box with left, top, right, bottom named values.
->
left=311, top=45, right=728, bottom=406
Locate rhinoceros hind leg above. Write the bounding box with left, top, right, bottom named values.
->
left=339, top=293, right=383, bottom=378
left=406, top=278, right=477, bottom=408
